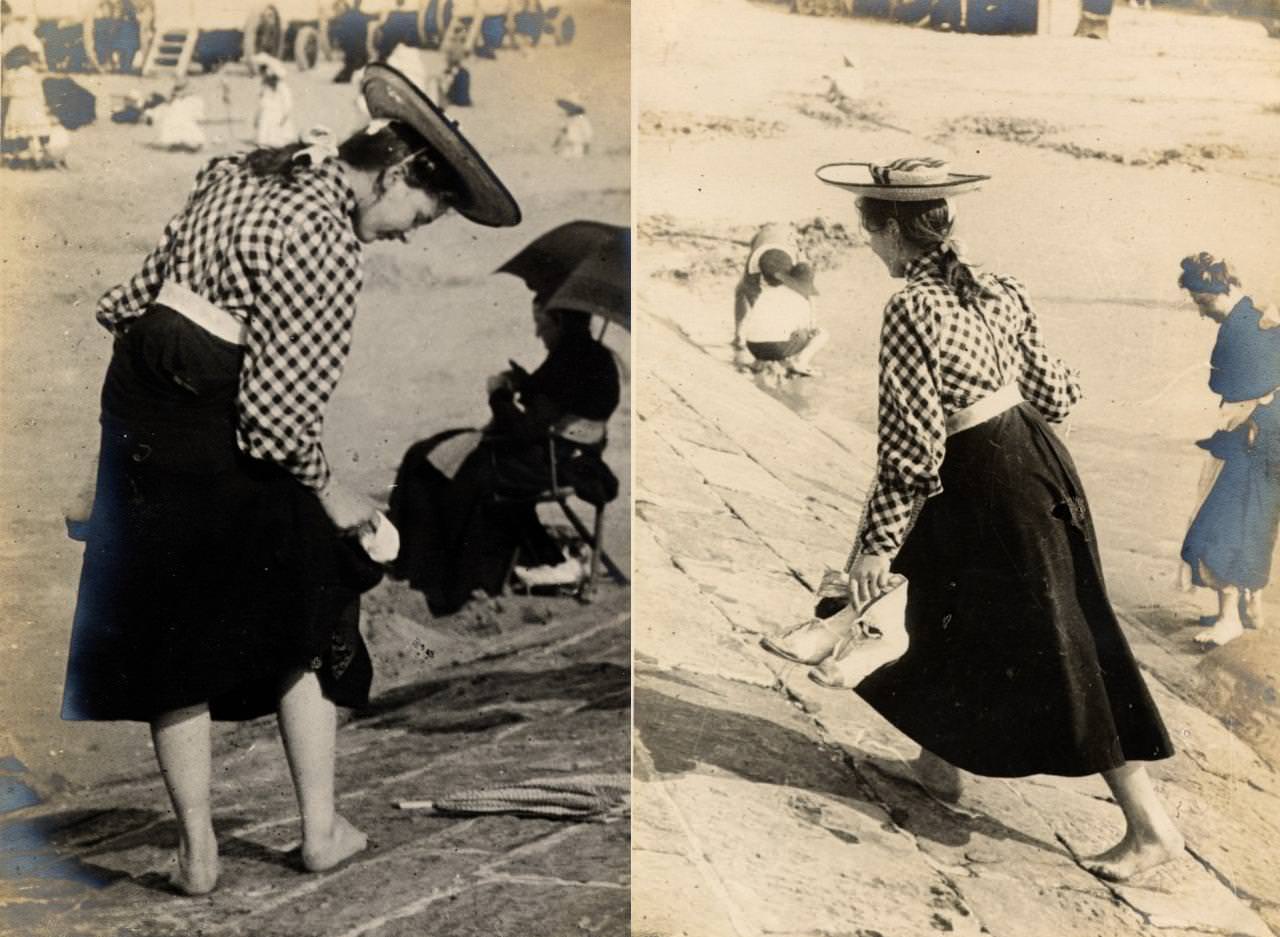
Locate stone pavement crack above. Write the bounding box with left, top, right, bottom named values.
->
left=1185, top=842, right=1272, bottom=913
left=331, top=823, right=593, bottom=937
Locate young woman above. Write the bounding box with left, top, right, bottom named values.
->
left=811, top=157, right=1182, bottom=882
left=61, top=64, right=520, bottom=895
left=1178, top=252, right=1280, bottom=648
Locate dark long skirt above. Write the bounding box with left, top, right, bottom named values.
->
left=1181, top=398, right=1280, bottom=591
left=62, top=307, right=377, bottom=723
left=858, top=402, right=1174, bottom=778
left=388, top=432, right=570, bottom=616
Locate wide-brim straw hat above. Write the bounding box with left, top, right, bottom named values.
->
left=815, top=158, right=988, bottom=201
left=361, top=62, right=521, bottom=228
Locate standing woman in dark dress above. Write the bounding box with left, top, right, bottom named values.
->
left=1177, top=253, right=1280, bottom=648
left=61, top=64, right=519, bottom=894
left=815, top=158, right=1182, bottom=881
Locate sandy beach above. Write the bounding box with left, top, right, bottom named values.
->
left=634, top=3, right=1280, bottom=934
left=1, top=7, right=630, bottom=932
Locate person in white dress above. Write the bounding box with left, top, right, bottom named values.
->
left=252, top=54, right=297, bottom=149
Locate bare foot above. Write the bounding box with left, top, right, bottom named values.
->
left=170, top=827, right=219, bottom=896
left=1194, top=616, right=1243, bottom=649
left=1241, top=591, right=1265, bottom=630
left=301, top=814, right=368, bottom=873
left=1083, top=827, right=1184, bottom=882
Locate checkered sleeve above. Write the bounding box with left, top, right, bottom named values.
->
left=96, top=159, right=224, bottom=335
left=236, top=213, right=363, bottom=490
left=858, top=291, right=947, bottom=558
left=998, top=276, right=1082, bottom=423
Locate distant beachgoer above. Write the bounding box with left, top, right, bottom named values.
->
left=736, top=245, right=827, bottom=377
left=252, top=54, right=298, bottom=148
left=1, top=5, right=67, bottom=168
left=553, top=94, right=592, bottom=158
left=778, top=156, right=1181, bottom=882
left=155, top=79, right=206, bottom=151
left=61, top=64, right=519, bottom=896
left=432, top=40, right=473, bottom=108
left=1177, top=252, right=1280, bottom=648
left=112, top=88, right=166, bottom=124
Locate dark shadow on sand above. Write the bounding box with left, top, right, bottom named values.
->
left=635, top=682, right=1067, bottom=862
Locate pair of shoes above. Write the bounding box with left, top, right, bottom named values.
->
left=513, top=554, right=584, bottom=589
left=809, top=579, right=909, bottom=688
left=760, top=614, right=848, bottom=665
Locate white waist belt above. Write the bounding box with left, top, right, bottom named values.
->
left=156, top=281, right=247, bottom=346
left=946, top=383, right=1022, bottom=437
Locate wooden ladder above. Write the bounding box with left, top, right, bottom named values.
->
left=141, top=26, right=197, bottom=78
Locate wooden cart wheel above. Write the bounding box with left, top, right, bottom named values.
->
left=292, top=23, right=320, bottom=68
left=244, top=4, right=284, bottom=60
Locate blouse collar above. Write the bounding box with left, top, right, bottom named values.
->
left=903, top=245, right=946, bottom=283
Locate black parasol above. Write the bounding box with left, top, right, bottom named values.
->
left=497, top=221, right=630, bottom=330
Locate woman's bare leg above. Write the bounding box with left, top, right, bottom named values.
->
left=151, top=704, right=219, bottom=895
left=276, top=669, right=367, bottom=872
left=1241, top=588, right=1265, bottom=630
left=1083, top=763, right=1184, bottom=881
left=1196, top=585, right=1244, bottom=647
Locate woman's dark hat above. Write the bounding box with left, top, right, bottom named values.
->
left=758, top=249, right=818, bottom=298
left=361, top=63, right=520, bottom=228
left=816, top=157, right=988, bottom=201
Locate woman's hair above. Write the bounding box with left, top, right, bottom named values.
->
left=1178, top=252, right=1239, bottom=295
left=243, top=121, right=462, bottom=203
left=856, top=196, right=992, bottom=307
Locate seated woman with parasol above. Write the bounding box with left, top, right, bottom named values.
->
left=390, top=221, right=627, bottom=615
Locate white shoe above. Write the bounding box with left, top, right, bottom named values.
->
left=809, top=578, right=909, bottom=689
left=514, top=554, right=584, bottom=588
left=760, top=614, right=849, bottom=665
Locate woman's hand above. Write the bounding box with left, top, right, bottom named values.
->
left=849, top=554, right=897, bottom=610
left=317, top=478, right=378, bottom=532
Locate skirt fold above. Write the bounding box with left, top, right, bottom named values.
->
left=859, top=403, right=1173, bottom=778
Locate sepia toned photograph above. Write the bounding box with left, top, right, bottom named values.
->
left=632, top=0, right=1280, bottom=934
left=1, top=1, right=630, bottom=934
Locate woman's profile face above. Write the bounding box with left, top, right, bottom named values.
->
left=533, top=305, right=561, bottom=350
left=861, top=215, right=902, bottom=277
left=354, top=171, right=451, bottom=243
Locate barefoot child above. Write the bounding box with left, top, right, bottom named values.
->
left=1178, top=252, right=1280, bottom=648
left=737, top=245, right=827, bottom=376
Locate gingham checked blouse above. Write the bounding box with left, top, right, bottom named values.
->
left=97, top=154, right=363, bottom=490
left=858, top=248, right=1082, bottom=557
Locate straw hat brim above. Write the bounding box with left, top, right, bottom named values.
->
left=815, top=161, right=989, bottom=201
left=361, top=63, right=521, bottom=228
